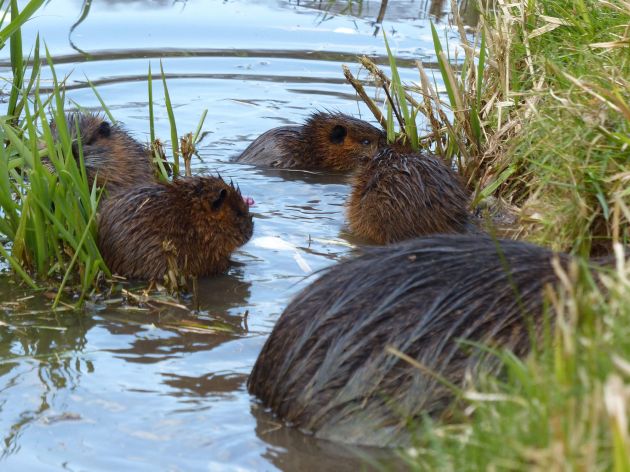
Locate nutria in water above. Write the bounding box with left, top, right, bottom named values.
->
left=50, top=112, right=155, bottom=191
left=235, top=112, right=386, bottom=171
left=98, top=176, right=253, bottom=280
left=248, top=235, right=576, bottom=446
left=347, top=146, right=475, bottom=244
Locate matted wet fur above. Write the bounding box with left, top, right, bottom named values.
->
left=235, top=112, right=386, bottom=171
left=248, top=235, right=574, bottom=447
left=347, top=146, right=475, bottom=243
left=98, top=176, right=253, bottom=280
left=50, top=112, right=155, bottom=191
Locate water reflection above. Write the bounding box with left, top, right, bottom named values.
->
left=252, top=404, right=406, bottom=471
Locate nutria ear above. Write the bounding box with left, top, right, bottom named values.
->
left=329, top=125, right=347, bottom=144
left=97, top=121, right=111, bottom=138
left=212, top=188, right=228, bottom=210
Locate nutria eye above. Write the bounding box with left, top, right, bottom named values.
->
left=361, top=139, right=371, bottom=145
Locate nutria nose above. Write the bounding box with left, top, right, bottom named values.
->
left=244, top=196, right=255, bottom=207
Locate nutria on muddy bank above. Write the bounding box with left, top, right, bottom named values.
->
left=248, top=235, right=581, bottom=446
left=50, top=112, right=155, bottom=191
left=98, top=176, right=253, bottom=280
left=347, top=147, right=476, bottom=243
left=235, top=112, right=386, bottom=171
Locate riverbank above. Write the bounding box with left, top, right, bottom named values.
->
left=398, top=1, right=630, bottom=468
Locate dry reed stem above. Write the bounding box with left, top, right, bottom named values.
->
left=341, top=64, right=387, bottom=129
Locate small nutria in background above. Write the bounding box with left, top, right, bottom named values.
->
left=98, top=176, right=253, bottom=280
left=248, top=235, right=577, bottom=447
left=50, top=112, right=155, bottom=191
left=235, top=112, right=386, bottom=171
left=347, top=146, right=474, bottom=244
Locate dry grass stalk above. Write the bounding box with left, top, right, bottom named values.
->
left=180, top=132, right=195, bottom=178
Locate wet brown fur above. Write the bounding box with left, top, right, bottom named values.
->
left=50, top=112, right=155, bottom=191
left=248, top=235, right=578, bottom=446
left=236, top=112, right=386, bottom=171
left=347, top=146, right=475, bottom=244
left=98, top=176, right=253, bottom=280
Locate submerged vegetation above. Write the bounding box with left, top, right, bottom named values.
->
left=345, top=0, right=630, bottom=468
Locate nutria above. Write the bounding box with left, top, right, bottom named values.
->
left=98, top=176, right=253, bottom=280
left=50, top=112, right=155, bottom=191
left=248, top=235, right=580, bottom=446
left=235, top=112, right=386, bottom=171
left=347, top=146, right=475, bottom=244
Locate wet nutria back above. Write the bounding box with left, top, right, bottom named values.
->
left=98, top=176, right=253, bottom=280
left=248, top=235, right=575, bottom=446
left=236, top=112, right=386, bottom=171
left=347, top=146, right=474, bottom=244
left=50, top=112, right=155, bottom=191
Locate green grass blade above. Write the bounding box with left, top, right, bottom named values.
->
left=83, top=75, right=116, bottom=124
left=430, top=21, right=457, bottom=110
left=0, top=121, right=34, bottom=168
left=383, top=31, right=418, bottom=150
left=476, top=28, right=486, bottom=111
left=193, top=109, right=208, bottom=144
left=160, top=59, right=179, bottom=176
left=6, top=0, right=24, bottom=121
left=148, top=62, right=155, bottom=143
left=0, top=0, right=44, bottom=43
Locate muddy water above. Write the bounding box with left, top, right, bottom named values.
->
left=0, top=1, right=473, bottom=470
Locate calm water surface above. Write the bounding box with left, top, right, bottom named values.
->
left=0, top=1, right=475, bottom=470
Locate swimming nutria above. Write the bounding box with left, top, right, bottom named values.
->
left=50, top=112, right=155, bottom=191
left=347, top=146, right=475, bottom=243
left=98, top=176, right=253, bottom=280
left=248, top=235, right=579, bottom=446
left=235, top=112, right=386, bottom=171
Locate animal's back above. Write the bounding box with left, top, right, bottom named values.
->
left=235, top=126, right=302, bottom=168
left=248, top=235, right=570, bottom=446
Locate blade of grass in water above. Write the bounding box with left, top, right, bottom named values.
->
left=383, top=32, right=418, bottom=150
left=193, top=109, right=208, bottom=144
left=430, top=21, right=457, bottom=112
left=160, top=59, right=179, bottom=176
left=148, top=63, right=155, bottom=143
left=53, top=189, right=103, bottom=309
left=6, top=0, right=23, bottom=122
left=84, top=75, right=116, bottom=124
left=0, top=0, right=45, bottom=43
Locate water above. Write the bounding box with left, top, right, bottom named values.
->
left=0, top=1, right=474, bottom=469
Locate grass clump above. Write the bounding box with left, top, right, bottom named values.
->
left=406, top=253, right=630, bottom=470
left=0, top=0, right=109, bottom=306
left=486, top=0, right=630, bottom=255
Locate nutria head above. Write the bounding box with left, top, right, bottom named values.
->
left=347, top=146, right=473, bottom=244
left=98, top=176, right=253, bottom=280
left=50, top=112, right=112, bottom=148
left=182, top=176, right=254, bottom=254
left=49, top=112, right=154, bottom=191
left=300, top=112, right=386, bottom=171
